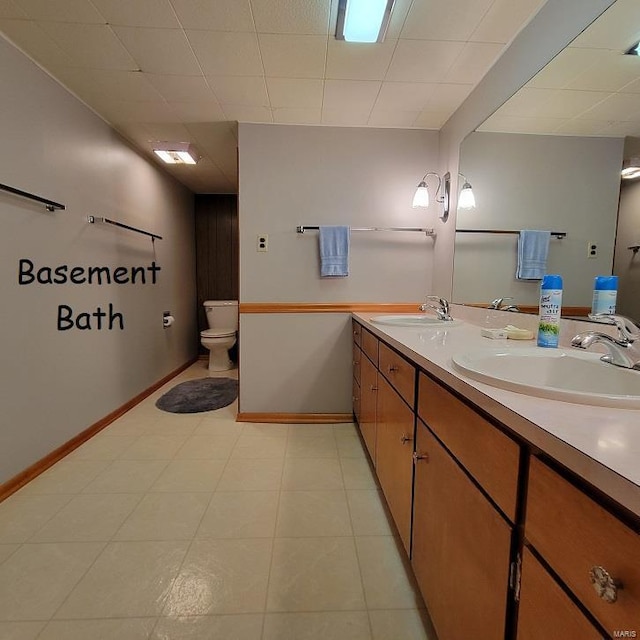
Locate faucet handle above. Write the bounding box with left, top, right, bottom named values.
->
left=489, top=296, right=513, bottom=310
left=588, top=314, right=640, bottom=343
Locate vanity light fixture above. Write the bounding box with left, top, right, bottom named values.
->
left=153, top=142, right=199, bottom=165
left=335, top=0, right=395, bottom=43
left=458, top=174, right=476, bottom=209
left=621, top=157, right=640, bottom=180
left=413, top=172, right=476, bottom=220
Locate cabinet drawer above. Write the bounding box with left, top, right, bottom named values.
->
left=379, top=342, right=415, bottom=407
left=352, top=320, right=362, bottom=347
left=526, top=457, right=640, bottom=635
left=418, top=373, right=519, bottom=522
left=362, top=329, right=378, bottom=366
left=517, top=547, right=603, bottom=640
left=353, top=344, right=361, bottom=385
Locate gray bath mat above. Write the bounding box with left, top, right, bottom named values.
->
left=156, top=377, right=238, bottom=414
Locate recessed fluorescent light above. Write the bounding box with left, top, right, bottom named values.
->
left=152, top=142, right=199, bottom=165
left=621, top=157, right=640, bottom=179
left=335, top=0, right=395, bottom=43
left=625, top=41, right=640, bottom=55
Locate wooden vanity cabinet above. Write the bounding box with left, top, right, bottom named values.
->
left=359, top=352, right=378, bottom=463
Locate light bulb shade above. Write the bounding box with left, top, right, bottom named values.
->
left=458, top=182, right=476, bottom=209
left=412, top=182, right=429, bottom=208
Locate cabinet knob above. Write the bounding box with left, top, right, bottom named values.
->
left=369, top=385, right=378, bottom=392
left=387, top=365, right=399, bottom=373
left=352, top=396, right=359, bottom=402
left=413, top=451, right=428, bottom=463
left=400, top=434, right=412, bottom=444
left=589, top=565, right=622, bottom=603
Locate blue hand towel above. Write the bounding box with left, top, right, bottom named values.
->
left=319, top=226, right=350, bottom=277
left=516, top=230, right=551, bottom=280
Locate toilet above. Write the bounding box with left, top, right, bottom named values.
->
left=200, top=300, right=238, bottom=371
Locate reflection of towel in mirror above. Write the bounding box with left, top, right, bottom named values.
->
left=516, top=230, right=550, bottom=280
left=319, top=226, right=350, bottom=277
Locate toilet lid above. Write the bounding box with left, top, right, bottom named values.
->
left=201, top=328, right=235, bottom=338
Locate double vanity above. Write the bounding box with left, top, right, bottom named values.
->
left=352, top=306, right=639, bottom=640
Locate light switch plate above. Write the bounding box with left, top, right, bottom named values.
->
left=257, top=234, right=268, bottom=252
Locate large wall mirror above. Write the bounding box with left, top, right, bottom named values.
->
left=452, top=0, right=640, bottom=322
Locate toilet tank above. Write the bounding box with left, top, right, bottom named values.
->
left=203, top=300, right=238, bottom=331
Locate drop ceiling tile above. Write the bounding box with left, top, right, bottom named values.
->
left=443, top=42, right=503, bottom=85
left=54, top=68, right=165, bottom=102
left=384, top=0, right=413, bottom=40
left=142, top=122, right=193, bottom=142
left=16, top=0, right=104, bottom=23
left=367, top=108, right=420, bottom=127
left=533, top=89, right=610, bottom=118
left=570, top=0, right=640, bottom=50
left=323, top=79, right=381, bottom=111
left=37, top=22, right=137, bottom=70
left=326, top=39, right=396, bottom=81
left=92, top=0, right=180, bottom=28
left=98, top=100, right=179, bottom=123
left=171, top=0, right=255, bottom=31
left=385, top=40, right=464, bottom=83
left=527, top=47, right=606, bottom=89
left=554, top=117, right=617, bottom=136
left=113, top=123, right=156, bottom=148
left=0, top=0, right=27, bottom=18
left=272, top=107, right=322, bottom=123
left=147, top=74, right=216, bottom=102
left=568, top=53, right=640, bottom=92
left=222, top=105, right=273, bottom=123
left=113, top=27, right=201, bottom=75
left=187, top=30, right=263, bottom=76
left=168, top=101, right=226, bottom=121
left=321, top=108, right=370, bottom=125
left=375, top=82, right=437, bottom=111
left=185, top=122, right=238, bottom=149
left=250, top=0, right=330, bottom=35
left=413, top=111, right=450, bottom=129
left=581, top=92, right=640, bottom=121
left=400, top=0, right=494, bottom=41
left=478, top=114, right=571, bottom=134
left=207, top=76, right=269, bottom=106
left=423, top=83, right=473, bottom=112
left=597, top=119, right=640, bottom=136
left=470, top=0, right=546, bottom=44
left=0, top=19, right=76, bottom=67
left=258, top=34, right=327, bottom=78
left=492, top=87, right=556, bottom=117
left=266, top=77, right=323, bottom=109
left=620, top=76, right=640, bottom=94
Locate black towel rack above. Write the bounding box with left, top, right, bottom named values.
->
left=0, top=182, right=65, bottom=211
left=296, top=225, right=436, bottom=236
left=88, top=215, right=162, bottom=241
left=456, top=228, right=566, bottom=239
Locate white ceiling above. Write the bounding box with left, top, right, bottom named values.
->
left=0, top=0, right=547, bottom=193
left=480, top=0, right=640, bottom=138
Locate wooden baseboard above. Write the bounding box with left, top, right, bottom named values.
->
left=237, top=412, right=353, bottom=424
left=0, top=357, right=198, bottom=503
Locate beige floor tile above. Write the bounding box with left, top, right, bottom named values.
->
left=0, top=494, right=72, bottom=543
left=69, top=435, right=139, bottom=460
left=163, top=539, right=272, bottom=615
left=196, top=491, right=279, bottom=539
left=195, top=420, right=244, bottom=438
left=82, top=460, right=169, bottom=494
left=0, top=621, right=47, bottom=640
left=340, top=457, right=378, bottom=490
left=151, top=614, right=263, bottom=639
left=286, top=433, right=338, bottom=458
left=333, top=423, right=359, bottom=435
left=18, top=460, right=111, bottom=495
left=287, top=424, right=336, bottom=436
left=336, top=433, right=366, bottom=458
left=355, top=537, right=423, bottom=610
left=267, top=537, right=365, bottom=612
left=282, top=458, right=344, bottom=491
left=0, top=542, right=104, bottom=620
left=216, top=458, right=284, bottom=491
left=240, top=423, right=289, bottom=438
left=38, top=617, right=156, bottom=640
left=114, top=493, right=210, bottom=541
left=102, top=414, right=158, bottom=436
left=275, top=491, right=352, bottom=537
left=140, top=420, right=201, bottom=437
left=196, top=401, right=238, bottom=421
left=119, top=435, right=189, bottom=460
left=150, top=459, right=227, bottom=493
left=231, top=435, right=287, bottom=459
left=0, top=544, right=19, bottom=565
left=263, top=611, right=371, bottom=640
left=29, top=494, right=141, bottom=542
left=153, top=413, right=207, bottom=429
left=175, top=434, right=238, bottom=460
left=346, top=490, right=394, bottom=536
left=55, top=540, right=189, bottom=619
left=369, top=609, right=434, bottom=640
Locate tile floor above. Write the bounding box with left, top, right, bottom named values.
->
left=0, top=362, right=434, bottom=640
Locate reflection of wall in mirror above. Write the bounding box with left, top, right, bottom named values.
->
left=615, top=180, right=640, bottom=322
left=453, top=131, right=623, bottom=308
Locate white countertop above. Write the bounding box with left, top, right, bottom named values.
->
left=354, top=306, right=640, bottom=518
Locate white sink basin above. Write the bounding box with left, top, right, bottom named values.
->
left=371, top=314, right=460, bottom=328
left=452, top=347, right=640, bottom=408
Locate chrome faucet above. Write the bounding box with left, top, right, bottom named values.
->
left=571, top=314, right=640, bottom=370
left=489, top=297, right=520, bottom=312
left=419, top=296, right=453, bottom=321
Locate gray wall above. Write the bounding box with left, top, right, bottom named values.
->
left=615, top=181, right=640, bottom=322
left=453, top=131, right=623, bottom=306
left=0, top=36, right=197, bottom=484
left=238, top=123, right=439, bottom=413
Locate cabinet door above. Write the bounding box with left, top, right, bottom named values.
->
left=517, top=547, right=604, bottom=640
left=412, top=420, right=513, bottom=640
left=376, top=374, right=415, bottom=554
left=359, top=355, right=378, bottom=463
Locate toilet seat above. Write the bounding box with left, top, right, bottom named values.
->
left=201, top=328, right=235, bottom=338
